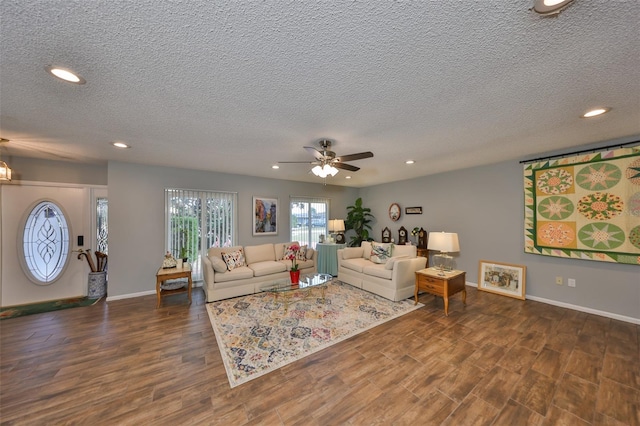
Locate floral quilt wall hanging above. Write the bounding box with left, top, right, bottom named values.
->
left=524, top=145, right=640, bottom=265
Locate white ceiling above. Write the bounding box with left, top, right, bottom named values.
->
left=1, top=1, right=639, bottom=187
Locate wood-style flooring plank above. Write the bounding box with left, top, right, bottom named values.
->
left=1, top=286, right=639, bottom=425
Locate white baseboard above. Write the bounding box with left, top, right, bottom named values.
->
left=106, top=290, right=155, bottom=301
left=466, top=281, right=639, bottom=325
left=105, top=282, right=202, bottom=302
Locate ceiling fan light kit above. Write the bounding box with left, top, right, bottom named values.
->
left=280, top=139, right=374, bottom=179
left=312, top=164, right=339, bottom=178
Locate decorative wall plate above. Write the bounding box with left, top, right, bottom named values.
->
left=389, top=203, right=401, bottom=221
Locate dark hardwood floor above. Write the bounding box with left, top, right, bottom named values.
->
left=1, top=285, right=638, bottom=425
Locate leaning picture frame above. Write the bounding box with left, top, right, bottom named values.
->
left=478, top=260, right=526, bottom=300
left=253, top=196, right=278, bottom=236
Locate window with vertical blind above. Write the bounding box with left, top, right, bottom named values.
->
left=165, top=189, right=237, bottom=281
left=290, top=196, right=330, bottom=249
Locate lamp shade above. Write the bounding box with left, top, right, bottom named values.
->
left=328, top=219, right=345, bottom=232
left=427, top=232, right=460, bottom=253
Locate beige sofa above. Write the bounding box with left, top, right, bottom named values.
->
left=201, top=242, right=316, bottom=302
left=337, top=242, right=427, bottom=301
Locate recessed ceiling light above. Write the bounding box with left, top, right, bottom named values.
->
left=272, top=165, right=279, bottom=169
left=532, top=0, right=575, bottom=15
left=405, top=160, right=415, bottom=165
left=45, top=65, right=86, bottom=84
left=582, top=107, right=611, bottom=118
left=111, top=142, right=130, bottom=149
left=345, top=176, right=352, bottom=179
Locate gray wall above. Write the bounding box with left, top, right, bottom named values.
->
left=6, top=151, right=639, bottom=321
left=359, top=159, right=639, bottom=321
left=10, top=156, right=107, bottom=185
left=107, top=161, right=358, bottom=298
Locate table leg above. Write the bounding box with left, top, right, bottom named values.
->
left=156, top=278, right=162, bottom=309
left=444, top=296, right=449, bottom=316
left=187, top=274, right=193, bottom=305
left=462, top=289, right=467, bottom=306
left=414, top=285, right=419, bottom=305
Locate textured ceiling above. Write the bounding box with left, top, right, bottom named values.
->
left=1, top=1, right=639, bottom=187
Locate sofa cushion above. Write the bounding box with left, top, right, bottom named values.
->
left=250, top=261, right=287, bottom=277
left=363, top=264, right=393, bottom=280
left=306, top=248, right=315, bottom=260
left=275, top=241, right=299, bottom=260
left=393, top=244, right=417, bottom=258
left=341, top=257, right=370, bottom=273
left=213, top=266, right=254, bottom=282
left=221, top=249, right=245, bottom=270
left=208, top=245, right=243, bottom=260
left=208, top=255, right=228, bottom=273
left=361, top=241, right=372, bottom=260
left=370, top=242, right=394, bottom=264
left=385, top=255, right=408, bottom=270
left=343, top=247, right=364, bottom=259
left=279, top=258, right=314, bottom=270
left=296, top=245, right=308, bottom=261
left=244, top=244, right=275, bottom=264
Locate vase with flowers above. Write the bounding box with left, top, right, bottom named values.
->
left=285, top=243, right=301, bottom=284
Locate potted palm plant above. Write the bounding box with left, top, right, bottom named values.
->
left=345, top=197, right=374, bottom=247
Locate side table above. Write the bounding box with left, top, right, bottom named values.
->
left=156, top=264, right=192, bottom=308
left=415, top=268, right=466, bottom=316
left=316, top=243, right=346, bottom=276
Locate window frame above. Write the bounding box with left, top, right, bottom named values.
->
left=165, top=188, right=237, bottom=282
left=289, top=196, right=330, bottom=249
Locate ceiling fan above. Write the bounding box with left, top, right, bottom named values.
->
left=279, top=139, right=374, bottom=177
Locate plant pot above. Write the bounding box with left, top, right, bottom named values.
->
left=290, top=270, right=300, bottom=284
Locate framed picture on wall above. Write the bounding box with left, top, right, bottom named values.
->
left=253, top=196, right=278, bottom=236
left=478, top=260, right=526, bottom=300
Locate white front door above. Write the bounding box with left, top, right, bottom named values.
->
left=1, top=183, right=91, bottom=306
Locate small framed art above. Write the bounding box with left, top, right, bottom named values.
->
left=478, top=260, right=526, bottom=300
left=405, top=206, right=422, bottom=214
left=253, top=196, right=278, bottom=236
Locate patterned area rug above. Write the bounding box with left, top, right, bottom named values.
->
left=206, top=280, right=423, bottom=388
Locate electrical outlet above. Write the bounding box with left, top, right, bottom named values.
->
left=556, top=276, right=563, bottom=285
left=568, top=278, right=576, bottom=287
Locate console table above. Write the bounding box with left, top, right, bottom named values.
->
left=415, top=268, right=466, bottom=316
left=156, top=264, right=192, bottom=308
left=316, top=243, right=346, bottom=276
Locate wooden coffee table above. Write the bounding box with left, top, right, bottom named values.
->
left=156, top=264, right=192, bottom=308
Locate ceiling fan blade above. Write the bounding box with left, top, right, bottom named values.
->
left=334, top=151, right=374, bottom=162
left=277, top=161, right=316, bottom=164
left=304, top=146, right=325, bottom=161
left=333, top=162, right=360, bottom=172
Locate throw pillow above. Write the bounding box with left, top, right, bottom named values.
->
left=296, top=245, right=308, bottom=261
left=370, top=242, right=393, bottom=264
left=209, top=255, right=228, bottom=273
left=384, top=255, right=408, bottom=270
left=221, top=249, right=245, bottom=271
left=343, top=247, right=363, bottom=259
left=361, top=241, right=372, bottom=260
